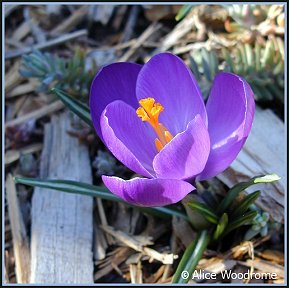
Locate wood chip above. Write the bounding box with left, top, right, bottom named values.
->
left=197, top=257, right=237, bottom=274
left=94, top=247, right=134, bottom=280
left=238, top=257, right=284, bottom=278
left=256, top=250, right=284, bottom=265
left=101, top=224, right=177, bottom=264
left=129, top=262, right=143, bottom=284
left=6, top=29, right=88, bottom=59
left=6, top=174, right=30, bottom=283
left=5, top=100, right=64, bottom=128
left=5, top=61, right=24, bottom=93
left=157, top=9, right=196, bottom=52
left=50, top=6, right=88, bottom=36
left=6, top=80, right=38, bottom=99
left=12, top=21, right=31, bottom=42
left=119, top=22, right=162, bottom=62
left=5, top=143, right=43, bottom=166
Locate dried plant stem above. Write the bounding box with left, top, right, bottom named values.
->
left=101, top=225, right=177, bottom=265
left=5, top=100, right=64, bottom=128
left=5, top=29, right=87, bottom=59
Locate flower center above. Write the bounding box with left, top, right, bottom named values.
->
left=136, top=97, right=173, bottom=152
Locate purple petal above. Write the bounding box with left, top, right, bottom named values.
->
left=90, top=62, right=142, bottom=139
left=198, top=73, right=255, bottom=180
left=153, top=115, right=210, bottom=180
left=136, top=52, right=207, bottom=135
left=102, top=175, right=195, bottom=206
left=100, top=100, right=157, bottom=177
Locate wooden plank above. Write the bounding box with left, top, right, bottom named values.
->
left=30, top=112, right=93, bottom=283
left=6, top=174, right=31, bottom=283
left=218, top=107, right=285, bottom=222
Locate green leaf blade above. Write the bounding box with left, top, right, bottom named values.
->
left=188, top=201, right=219, bottom=224
left=230, top=190, right=261, bottom=219
left=223, top=210, right=258, bottom=236
left=175, top=4, right=193, bottom=21
left=213, top=213, right=228, bottom=240
left=217, top=174, right=280, bottom=214
left=51, top=87, right=93, bottom=127
left=172, top=230, right=210, bottom=283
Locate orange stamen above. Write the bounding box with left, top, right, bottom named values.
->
left=136, top=97, right=174, bottom=152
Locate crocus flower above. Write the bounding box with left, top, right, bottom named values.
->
left=90, top=53, right=255, bottom=207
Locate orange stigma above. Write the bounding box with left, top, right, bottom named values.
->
left=136, top=97, right=173, bottom=152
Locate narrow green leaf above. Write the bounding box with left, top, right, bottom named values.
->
left=188, top=201, right=219, bottom=224
left=222, top=48, right=234, bottom=72
left=13, top=176, right=189, bottom=221
left=276, top=37, right=284, bottom=59
left=244, top=227, right=260, bottom=240
left=189, top=55, right=201, bottom=80
left=230, top=190, right=261, bottom=219
left=217, top=174, right=280, bottom=215
left=252, top=81, right=273, bottom=100
left=250, top=83, right=263, bottom=100
left=213, top=213, right=228, bottom=240
left=245, top=43, right=254, bottom=69
left=209, top=51, right=218, bottom=77
left=175, top=4, right=193, bottom=21
left=255, top=42, right=261, bottom=71
left=263, top=40, right=274, bottom=66
left=273, top=59, right=284, bottom=75
left=266, top=82, right=284, bottom=102
left=239, top=45, right=248, bottom=71
left=201, top=56, right=212, bottom=82
left=223, top=210, right=258, bottom=236
left=172, top=230, right=210, bottom=283
left=51, top=87, right=93, bottom=127
left=235, top=48, right=243, bottom=74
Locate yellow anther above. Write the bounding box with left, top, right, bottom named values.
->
left=151, top=103, right=164, bottom=117
left=136, top=107, right=149, bottom=121
left=136, top=97, right=174, bottom=152
left=139, top=97, right=155, bottom=112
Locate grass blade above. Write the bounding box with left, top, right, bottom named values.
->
left=230, top=190, right=261, bottom=219
left=213, top=213, right=228, bottom=240
left=175, top=4, right=193, bottom=21
left=223, top=210, right=258, bottom=236
left=172, top=230, right=210, bottom=283
left=188, top=201, right=219, bottom=224
left=51, top=87, right=93, bottom=127
left=217, top=174, right=280, bottom=215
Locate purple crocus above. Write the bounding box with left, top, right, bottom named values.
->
left=90, top=53, right=255, bottom=207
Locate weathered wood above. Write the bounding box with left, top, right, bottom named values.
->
left=30, top=112, right=93, bottom=283
left=6, top=174, right=30, bottom=283
left=218, top=107, right=285, bottom=222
